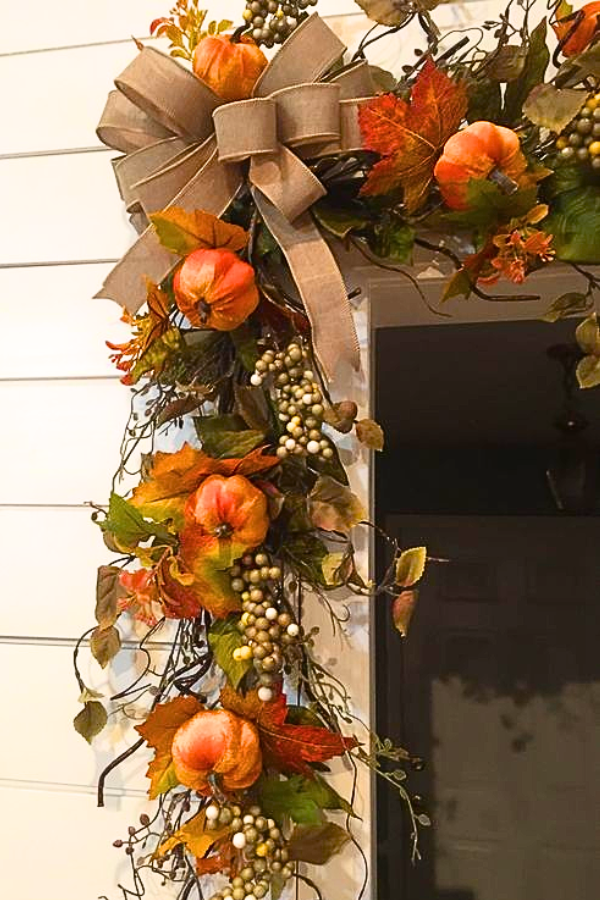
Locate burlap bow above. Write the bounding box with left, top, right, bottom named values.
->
left=96, top=14, right=374, bottom=380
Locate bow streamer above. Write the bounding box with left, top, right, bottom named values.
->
left=96, top=14, right=373, bottom=380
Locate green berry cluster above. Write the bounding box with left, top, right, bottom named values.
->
left=206, top=802, right=293, bottom=900
left=250, top=339, right=334, bottom=462
left=231, top=550, right=301, bottom=701
left=242, top=0, right=318, bottom=47
left=555, top=91, right=600, bottom=170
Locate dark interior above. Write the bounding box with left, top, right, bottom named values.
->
left=374, top=320, right=600, bottom=900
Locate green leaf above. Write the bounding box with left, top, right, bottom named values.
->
left=150, top=759, right=180, bottom=798
left=288, top=822, right=351, bottom=864
left=556, top=43, right=600, bottom=87
left=99, top=493, right=174, bottom=549
left=73, top=701, right=108, bottom=743
left=208, top=616, right=252, bottom=689
left=523, top=84, right=586, bottom=133
left=576, top=313, right=600, bottom=355
left=194, top=415, right=265, bottom=459
left=230, top=324, right=260, bottom=372
left=576, top=354, right=600, bottom=389
left=441, top=268, right=473, bottom=302
left=395, top=546, right=427, bottom=587
left=259, top=774, right=355, bottom=825
left=544, top=187, right=600, bottom=263
left=95, top=565, right=123, bottom=631
left=542, top=292, right=591, bottom=322
left=282, top=532, right=328, bottom=585
left=542, top=160, right=585, bottom=200
left=313, top=202, right=370, bottom=240
left=444, top=180, right=538, bottom=232
left=90, top=625, right=122, bottom=669
left=307, top=441, right=349, bottom=485
left=369, top=219, right=415, bottom=264
left=503, top=18, right=550, bottom=125
left=466, top=78, right=502, bottom=124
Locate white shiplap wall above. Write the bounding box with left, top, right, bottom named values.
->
left=0, top=1, right=489, bottom=897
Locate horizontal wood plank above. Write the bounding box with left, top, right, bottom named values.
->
left=0, top=264, right=129, bottom=379
left=0, top=379, right=137, bottom=505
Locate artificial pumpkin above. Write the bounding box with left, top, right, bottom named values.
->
left=173, top=248, right=259, bottom=331
left=434, top=121, right=529, bottom=210
left=553, top=2, right=600, bottom=56
left=171, top=708, right=263, bottom=793
left=184, top=473, right=269, bottom=557
left=192, top=34, right=268, bottom=102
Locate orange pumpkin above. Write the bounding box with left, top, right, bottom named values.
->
left=553, top=2, right=600, bottom=56
left=172, top=708, right=262, bottom=793
left=184, top=474, right=269, bottom=553
left=173, top=248, right=259, bottom=331
left=434, top=121, right=528, bottom=210
left=192, top=34, right=268, bottom=102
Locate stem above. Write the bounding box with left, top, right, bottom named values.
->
left=97, top=738, right=145, bottom=807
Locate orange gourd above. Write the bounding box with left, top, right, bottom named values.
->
left=174, top=248, right=259, bottom=331
left=553, top=2, right=600, bottom=56
left=172, top=708, right=262, bottom=793
left=193, top=34, right=268, bottom=102
left=434, top=121, right=529, bottom=211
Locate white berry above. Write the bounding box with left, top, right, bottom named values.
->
left=205, top=804, right=220, bottom=821
left=258, top=686, right=274, bottom=702
left=232, top=831, right=247, bottom=849
left=265, top=607, right=278, bottom=620
left=250, top=374, right=263, bottom=386
left=287, top=623, right=300, bottom=637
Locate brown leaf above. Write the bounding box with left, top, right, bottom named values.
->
left=523, top=83, right=587, bottom=133
left=323, top=400, right=358, bottom=434
left=150, top=208, right=248, bottom=256
left=392, top=588, right=419, bottom=637
left=95, top=565, right=124, bottom=630
left=359, top=59, right=468, bottom=211
left=355, top=418, right=385, bottom=451
left=288, top=822, right=351, bottom=864
left=309, top=476, right=365, bottom=534
left=90, top=625, right=121, bottom=669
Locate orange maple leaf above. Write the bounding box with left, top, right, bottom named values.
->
left=130, top=443, right=278, bottom=528
left=220, top=686, right=357, bottom=777
left=359, top=59, right=468, bottom=213
left=136, top=696, right=203, bottom=799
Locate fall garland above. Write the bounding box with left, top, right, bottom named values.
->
left=76, top=1, right=600, bottom=898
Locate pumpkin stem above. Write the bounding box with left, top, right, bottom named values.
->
left=196, top=298, right=212, bottom=324
left=488, top=167, right=519, bottom=196
left=231, top=25, right=248, bottom=44
left=213, top=522, right=234, bottom=538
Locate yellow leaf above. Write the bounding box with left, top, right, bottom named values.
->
left=355, top=418, right=384, bottom=451
left=395, top=546, right=427, bottom=588
left=157, top=810, right=231, bottom=859
left=150, top=208, right=248, bottom=256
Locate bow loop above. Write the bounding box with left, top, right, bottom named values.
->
left=274, top=83, right=341, bottom=147
left=213, top=98, right=278, bottom=163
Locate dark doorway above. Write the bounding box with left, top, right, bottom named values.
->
left=374, top=321, right=600, bottom=900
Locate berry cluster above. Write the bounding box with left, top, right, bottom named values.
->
left=556, top=90, right=600, bottom=169
left=241, top=0, right=318, bottom=47
left=231, top=550, right=301, bottom=701
left=250, top=339, right=334, bottom=462
left=206, top=802, right=293, bottom=900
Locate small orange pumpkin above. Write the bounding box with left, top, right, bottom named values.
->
left=173, top=248, right=259, bottom=331
left=184, top=473, right=269, bottom=553
left=553, top=2, right=600, bottom=56
left=192, top=34, right=268, bottom=102
left=434, top=121, right=529, bottom=211
left=172, top=708, right=262, bottom=793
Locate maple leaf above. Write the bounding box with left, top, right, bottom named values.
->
left=129, top=443, right=278, bottom=528
left=150, top=208, right=248, bottom=257
left=136, top=696, right=203, bottom=799
left=220, top=687, right=357, bottom=777
left=359, top=59, right=468, bottom=212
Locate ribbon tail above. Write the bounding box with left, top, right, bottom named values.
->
left=253, top=190, right=360, bottom=383
left=95, top=153, right=244, bottom=313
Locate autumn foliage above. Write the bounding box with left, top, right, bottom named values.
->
left=193, top=34, right=268, bottom=101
